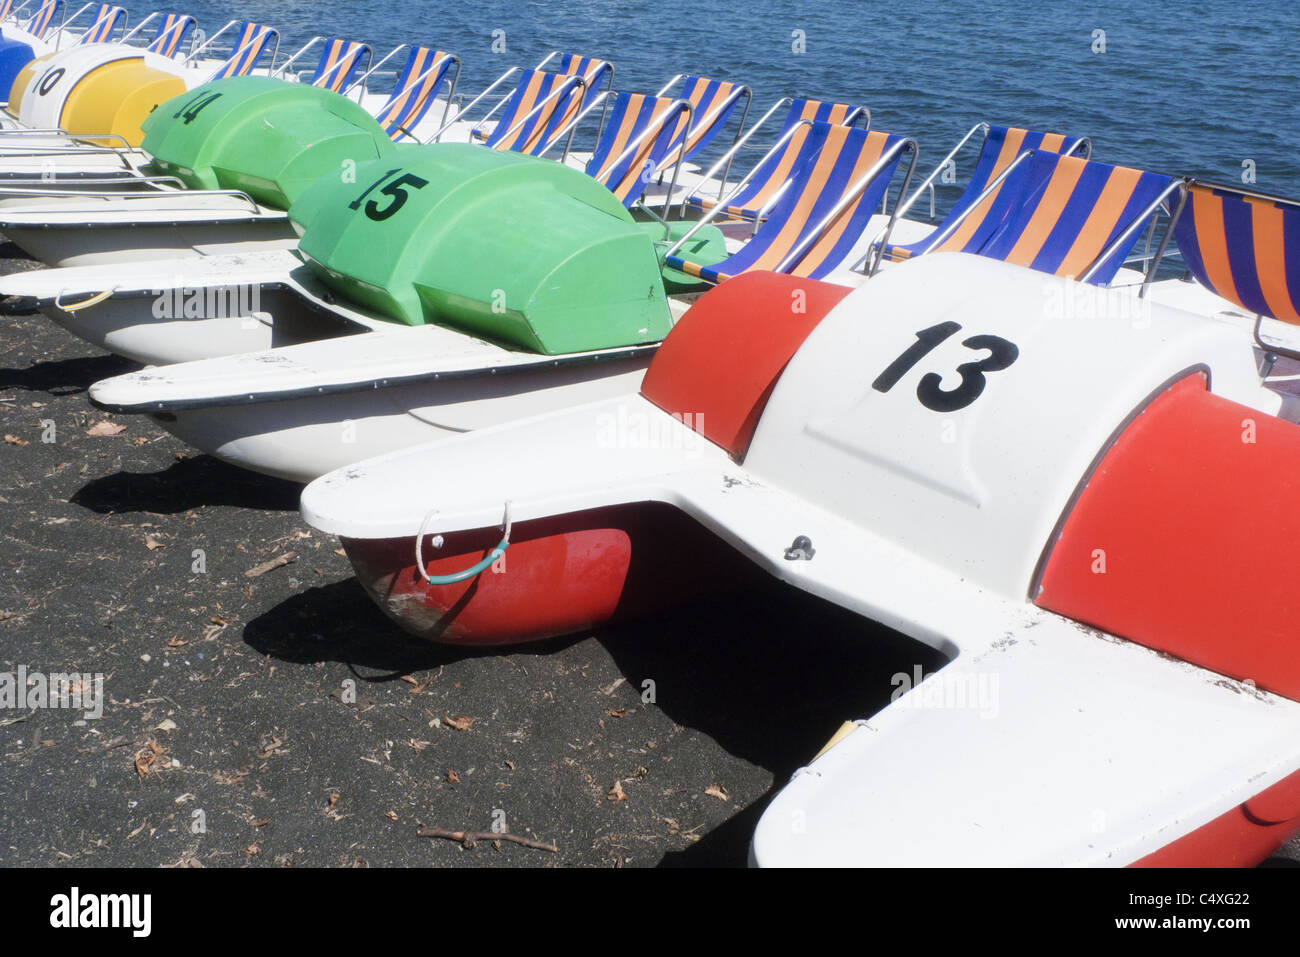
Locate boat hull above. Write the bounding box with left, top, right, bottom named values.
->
left=147, top=356, right=653, bottom=483
left=35, top=284, right=321, bottom=364
left=2, top=216, right=295, bottom=267
left=341, top=502, right=752, bottom=645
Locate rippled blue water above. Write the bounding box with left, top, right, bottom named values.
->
left=108, top=0, right=1299, bottom=199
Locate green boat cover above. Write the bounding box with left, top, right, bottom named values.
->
left=289, top=144, right=676, bottom=355
left=140, top=76, right=397, bottom=210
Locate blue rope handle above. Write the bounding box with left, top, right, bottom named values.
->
left=416, top=501, right=512, bottom=586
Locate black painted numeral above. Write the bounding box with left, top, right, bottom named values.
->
left=173, top=91, right=223, bottom=124
left=37, top=68, right=65, bottom=96
left=873, top=322, right=1019, bottom=413
left=347, top=170, right=429, bottom=221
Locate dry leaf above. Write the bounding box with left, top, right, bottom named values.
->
left=132, top=437, right=148, bottom=447
left=446, top=769, right=460, bottom=784
left=145, top=537, right=166, bottom=551
left=154, top=719, right=177, bottom=732
left=134, top=739, right=165, bottom=778
left=444, top=715, right=475, bottom=732
left=608, top=781, right=627, bottom=803
left=384, top=811, right=399, bottom=822
left=704, top=785, right=729, bottom=802
left=85, top=421, right=126, bottom=437
left=244, top=552, right=296, bottom=578
left=323, top=792, right=345, bottom=821
left=4, top=434, right=29, bottom=446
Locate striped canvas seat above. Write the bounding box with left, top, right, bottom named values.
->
left=211, top=22, right=278, bottom=80
left=667, top=125, right=911, bottom=283
left=668, top=75, right=749, bottom=162
left=0, top=0, right=15, bottom=23
left=145, top=13, right=195, bottom=58
left=74, top=3, right=125, bottom=44
left=1174, top=182, right=1300, bottom=324
left=971, top=152, right=1175, bottom=284
left=551, top=52, right=612, bottom=90
left=884, top=125, right=1088, bottom=263
left=373, top=46, right=457, bottom=142
left=584, top=93, right=693, bottom=207
left=24, top=0, right=61, bottom=40
left=687, top=98, right=867, bottom=221
left=309, top=38, right=371, bottom=93
left=471, top=53, right=608, bottom=149
left=478, top=69, right=585, bottom=156
left=548, top=51, right=612, bottom=133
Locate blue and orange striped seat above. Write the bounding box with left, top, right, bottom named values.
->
left=373, top=46, right=457, bottom=142
left=73, top=3, right=125, bottom=45
left=478, top=69, right=586, bottom=156
left=966, top=151, right=1176, bottom=284
left=1174, top=182, right=1300, bottom=324
left=144, top=13, right=195, bottom=58
left=0, top=0, right=16, bottom=24
left=667, top=124, right=913, bottom=283
left=22, top=0, right=62, bottom=40
left=584, top=92, right=694, bottom=207
left=550, top=52, right=612, bottom=92
left=660, top=75, right=749, bottom=164
left=308, top=38, right=372, bottom=93
left=471, top=53, right=609, bottom=149
left=210, top=22, right=278, bottom=80
left=883, top=125, right=1089, bottom=263
left=548, top=51, right=612, bottom=131
left=687, top=98, right=867, bottom=221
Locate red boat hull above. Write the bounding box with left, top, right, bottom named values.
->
left=341, top=502, right=753, bottom=645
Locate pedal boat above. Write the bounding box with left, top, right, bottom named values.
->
left=0, top=76, right=397, bottom=265
left=300, top=257, right=1300, bottom=866
left=0, top=17, right=277, bottom=176
left=82, top=144, right=704, bottom=481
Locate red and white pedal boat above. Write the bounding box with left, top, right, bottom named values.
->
left=301, top=254, right=1300, bottom=866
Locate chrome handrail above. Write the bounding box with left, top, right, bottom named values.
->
left=433, top=65, right=519, bottom=141
left=485, top=75, right=586, bottom=154
left=787, top=137, right=918, bottom=277
left=910, top=148, right=1035, bottom=257
left=1080, top=179, right=1188, bottom=296
left=184, top=18, right=235, bottom=62
left=591, top=98, right=692, bottom=196
left=0, top=176, right=187, bottom=195
left=663, top=119, right=814, bottom=261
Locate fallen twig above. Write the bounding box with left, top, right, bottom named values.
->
left=418, top=827, right=558, bottom=853
left=245, top=551, right=297, bottom=578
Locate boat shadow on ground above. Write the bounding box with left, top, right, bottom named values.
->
left=241, top=577, right=570, bottom=676
left=597, top=582, right=947, bottom=866
left=0, top=353, right=136, bottom=397
left=71, top=454, right=303, bottom=514
left=243, top=575, right=947, bottom=866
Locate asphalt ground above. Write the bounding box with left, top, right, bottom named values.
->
left=0, top=244, right=1296, bottom=869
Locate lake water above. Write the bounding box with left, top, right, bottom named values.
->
left=100, top=0, right=1299, bottom=204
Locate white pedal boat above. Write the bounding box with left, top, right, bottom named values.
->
left=0, top=73, right=416, bottom=265
left=299, top=256, right=1300, bottom=866
left=77, top=144, right=699, bottom=481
